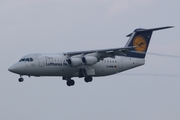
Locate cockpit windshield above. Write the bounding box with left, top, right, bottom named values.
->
left=19, top=58, right=34, bottom=62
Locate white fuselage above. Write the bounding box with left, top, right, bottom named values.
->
left=10, top=53, right=145, bottom=78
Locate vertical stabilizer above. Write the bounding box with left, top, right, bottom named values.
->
left=125, top=26, right=173, bottom=58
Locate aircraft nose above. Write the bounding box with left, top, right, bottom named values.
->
left=8, top=63, right=26, bottom=74
left=8, top=64, right=18, bottom=73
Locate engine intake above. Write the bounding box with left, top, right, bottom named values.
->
left=82, top=56, right=98, bottom=65
left=67, top=58, right=82, bottom=67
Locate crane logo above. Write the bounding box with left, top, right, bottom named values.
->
left=133, top=36, right=147, bottom=52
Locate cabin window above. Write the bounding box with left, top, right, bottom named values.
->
left=26, top=58, right=30, bottom=61
left=30, top=58, right=33, bottom=61
left=19, top=58, right=34, bottom=62
left=19, top=58, right=25, bottom=62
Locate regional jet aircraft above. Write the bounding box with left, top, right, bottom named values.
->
left=8, top=26, right=173, bottom=86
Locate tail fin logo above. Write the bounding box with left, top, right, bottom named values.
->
left=133, top=36, right=147, bottom=52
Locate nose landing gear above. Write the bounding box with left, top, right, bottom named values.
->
left=18, top=77, right=24, bottom=82
left=18, top=75, right=24, bottom=82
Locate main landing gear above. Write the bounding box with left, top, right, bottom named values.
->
left=63, top=76, right=93, bottom=86
left=66, top=79, right=75, bottom=86
left=84, top=76, right=93, bottom=83
left=79, top=69, right=93, bottom=83
left=63, top=77, right=75, bottom=86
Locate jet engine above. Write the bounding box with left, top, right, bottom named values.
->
left=82, top=56, right=98, bottom=65
left=67, top=58, right=82, bottom=67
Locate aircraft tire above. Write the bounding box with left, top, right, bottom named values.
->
left=66, top=80, right=75, bottom=86
left=18, top=78, right=24, bottom=82
left=84, top=76, right=93, bottom=83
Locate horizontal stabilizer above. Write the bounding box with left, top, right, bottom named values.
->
left=130, top=51, right=180, bottom=59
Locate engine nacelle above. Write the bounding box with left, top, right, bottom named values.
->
left=67, top=58, right=82, bottom=67
left=82, top=56, right=98, bottom=65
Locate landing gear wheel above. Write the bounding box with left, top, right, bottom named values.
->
left=84, top=76, right=93, bottom=83
left=18, top=78, right=24, bottom=82
left=66, top=80, right=75, bottom=86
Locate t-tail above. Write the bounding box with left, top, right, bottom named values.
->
left=125, top=26, right=174, bottom=58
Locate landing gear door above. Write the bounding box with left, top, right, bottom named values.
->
left=37, top=54, right=45, bottom=67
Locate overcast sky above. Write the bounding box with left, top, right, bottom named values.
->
left=1, top=0, right=180, bottom=120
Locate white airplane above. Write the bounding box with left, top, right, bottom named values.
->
left=8, top=26, right=173, bottom=86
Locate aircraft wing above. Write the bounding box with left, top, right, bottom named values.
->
left=65, top=46, right=134, bottom=58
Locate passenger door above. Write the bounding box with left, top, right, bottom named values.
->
left=37, top=54, right=45, bottom=67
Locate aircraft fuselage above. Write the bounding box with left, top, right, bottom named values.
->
left=9, top=53, right=145, bottom=78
